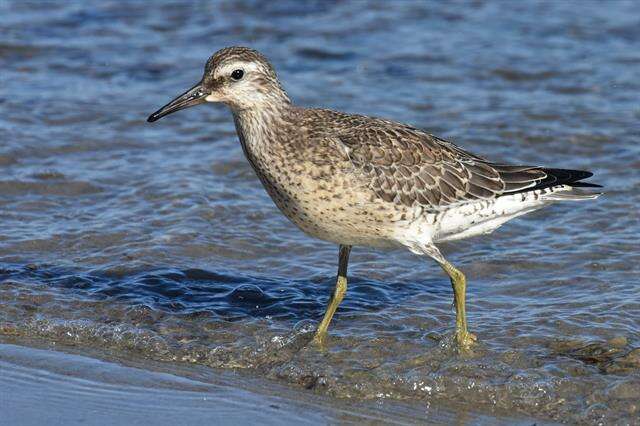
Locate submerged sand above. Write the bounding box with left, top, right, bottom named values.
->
left=0, top=340, right=543, bottom=425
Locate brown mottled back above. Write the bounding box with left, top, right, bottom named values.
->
left=300, top=108, right=553, bottom=210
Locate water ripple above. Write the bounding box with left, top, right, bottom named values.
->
left=1, top=0, right=639, bottom=423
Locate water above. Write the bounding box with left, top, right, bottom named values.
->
left=6, top=343, right=484, bottom=426
left=1, top=0, right=639, bottom=423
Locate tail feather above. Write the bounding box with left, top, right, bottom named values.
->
left=568, top=181, right=603, bottom=189
left=543, top=188, right=602, bottom=201
left=505, top=167, right=602, bottom=195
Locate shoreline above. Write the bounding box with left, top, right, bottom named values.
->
left=0, top=338, right=546, bottom=425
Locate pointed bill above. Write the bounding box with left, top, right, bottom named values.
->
left=147, top=82, right=208, bottom=122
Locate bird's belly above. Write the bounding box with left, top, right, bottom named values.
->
left=260, top=173, right=401, bottom=248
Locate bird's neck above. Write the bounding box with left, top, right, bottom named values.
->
left=231, top=102, right=295, bottom=163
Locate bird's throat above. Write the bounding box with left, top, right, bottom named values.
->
left=232, top=104, right=292, bottom=158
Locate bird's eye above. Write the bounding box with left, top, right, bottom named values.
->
left=231, top=69, right=244, bottom=80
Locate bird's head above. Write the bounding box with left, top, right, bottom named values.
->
left=148, top=46, right=289, bottom=122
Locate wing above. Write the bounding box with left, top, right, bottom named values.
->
left=334, top=119, right=596, bottom=210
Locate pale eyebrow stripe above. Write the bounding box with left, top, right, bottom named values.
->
left=215, top=61, right=261, bottom=78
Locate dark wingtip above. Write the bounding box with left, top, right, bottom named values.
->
left=504, top=167, right=602, bottom=195
left=541, top=168, right=601, bottom=189
left=147, top=113, right=159, bottom=123
left=570, top=181, right=603, bottom=188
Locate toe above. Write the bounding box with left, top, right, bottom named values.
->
left=310, top=331, right=327, bottom=347
left=456, top=330, right=478, bottom=348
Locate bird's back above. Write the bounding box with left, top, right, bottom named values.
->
left=301, top=107, right=598, bottom=206
left=292, top=107, right=600, bottom=245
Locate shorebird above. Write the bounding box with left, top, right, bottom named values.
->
left=148, top=47, right=600, bottom=348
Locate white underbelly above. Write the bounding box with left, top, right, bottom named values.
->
left=396, top=185, right=578, bottom=248
left=432, top=187, right=571, bottom=242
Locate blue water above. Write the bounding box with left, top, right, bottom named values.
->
left=1, top=1, right=639, bottom=423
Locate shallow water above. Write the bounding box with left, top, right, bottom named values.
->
left=8, top=342, right=515, bottom=426
left=1, top=1, right=639, bottom=424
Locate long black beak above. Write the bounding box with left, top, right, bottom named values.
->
left=147, top=82, right=208, bottom=122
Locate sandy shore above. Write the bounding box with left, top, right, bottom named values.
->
left=0, top=341, right=545, bottom=425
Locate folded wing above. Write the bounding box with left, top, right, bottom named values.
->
left=335, top=120, right=599, bottom=210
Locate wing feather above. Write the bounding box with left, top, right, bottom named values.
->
left=301, top=108, right=599, bottom=210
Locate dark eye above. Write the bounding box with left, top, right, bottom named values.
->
left=230, top=69, right=244, bottom=80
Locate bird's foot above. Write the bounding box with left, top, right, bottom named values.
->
left=455, top=329, right=477, bottom=349
left=310, top=331, right=328, bottom=348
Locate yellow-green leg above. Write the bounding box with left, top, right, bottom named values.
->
left=312, top=244, right=351, bottom=345
left=439, top=259, right=477, bottom=348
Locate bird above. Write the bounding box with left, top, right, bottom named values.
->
left=147, top=46, right=601, bottom=348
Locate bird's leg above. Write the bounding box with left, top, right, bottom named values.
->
left=421, top=244, right=476, bottom=349
left=439, top=259, right=477, bottom=348
left=312, top=244, right=351, bottom=345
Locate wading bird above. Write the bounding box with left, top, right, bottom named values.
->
left=148, top=47, right=600, bottom=348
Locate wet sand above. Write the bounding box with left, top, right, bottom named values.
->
left=0, top=340, right=542, bottom=425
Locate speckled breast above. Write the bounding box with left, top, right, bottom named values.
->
left=245, top=141, right=405, bottom=248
